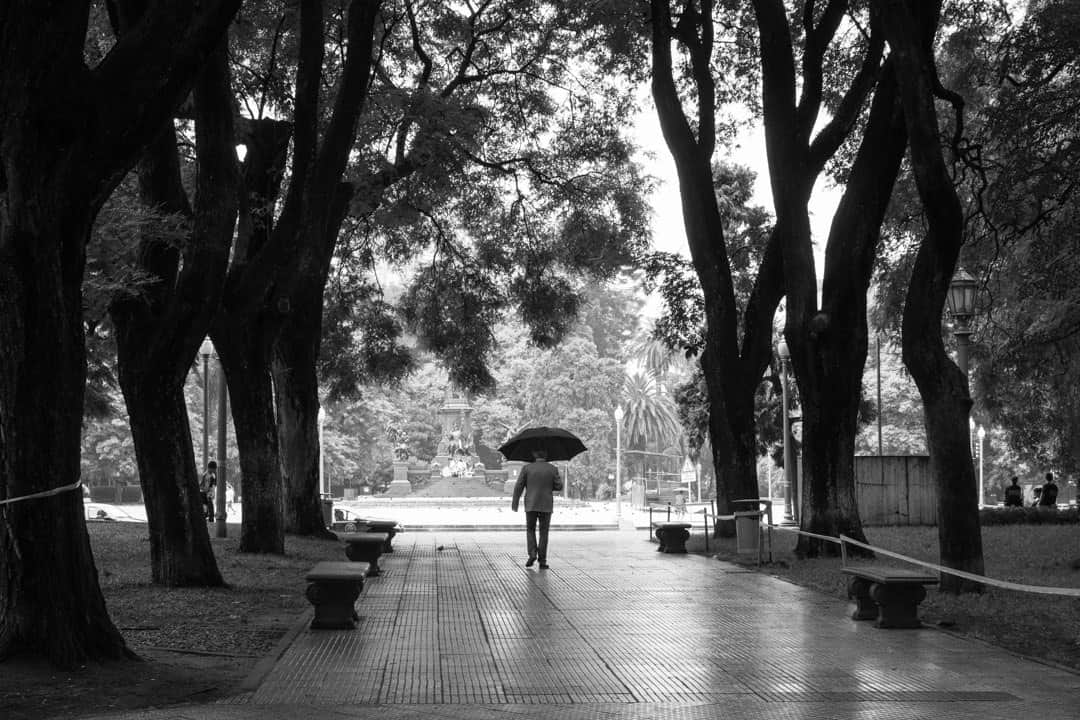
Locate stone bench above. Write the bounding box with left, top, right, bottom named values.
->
left=340, top=532, right=389, bottom=576
left=357, top=519, right=400, bottom=553
left=652, top=521, right=693, bottom=554
left=305, top=561, right=369, bottom=629
left=841, top=565, right=938, bottom=629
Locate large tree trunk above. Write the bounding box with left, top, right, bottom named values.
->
left=649, top=1, right=777, bottom=534
left=216, top=115, right=293, bottom=555
left=0, top=0, right=238, bottom=667
left=275, top=183, right=352, bottom=537
left=112, top=42, right=236, bottom=584
left=229, top=0, right=379, bottom=543
left=794, top=59, right=907, bottom=556
left=881, top=0, right=984, bottom=593
left=274, top=289, right=334, bottom=538
left=121, top=374, right=225, bottom=585
left=214, top=318, right=286, bottom=555
left=0, top=202, right=133, bottom=667
left=749, top=0, right=888, bottom=554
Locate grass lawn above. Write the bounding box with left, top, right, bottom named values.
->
left=1, top=522, right=335, bottom=720
left=686, top=523, right=1080, bottom=672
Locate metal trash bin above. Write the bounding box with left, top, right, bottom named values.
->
left=321, top=497, right=334, bottom=527
left=734, top=511, right=762, bottom=555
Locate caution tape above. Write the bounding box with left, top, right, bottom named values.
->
left=0, top=480, right=84, bottom=506
left=766, top=522, right=1080, bottom=598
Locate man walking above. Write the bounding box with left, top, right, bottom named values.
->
left=511, top=449, right=562, bottom=569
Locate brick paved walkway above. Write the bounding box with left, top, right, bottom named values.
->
left=90, top=529, right=1077, bottom=720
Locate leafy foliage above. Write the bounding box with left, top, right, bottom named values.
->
left=873, top=0, right=1080, bottom=473
left=640, top=161, right=772, bottom=355
left=335, top=0, right=652, bottom=393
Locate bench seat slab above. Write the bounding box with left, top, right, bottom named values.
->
left=305, top=561, right=369, bottom=629
left=843, top=567, right=937, bottom=629
left=360, top=521, right=399, bottom=553
left=343, top=533, right=389, bottom=576
left=653, top=522, right=692, bottom=554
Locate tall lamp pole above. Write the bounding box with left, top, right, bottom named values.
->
left=614, top=405, right=624, bottom=519
left=318, top=406, right=326, bottom=497
left=199, top=338, right=213, bottom=479
left=946, top=267, right=977, bottom=377
left=977, top=424, right=986, bottom=507
left=215, top=355, right=228, bottom=538
left=777, top=340, right=794, bottom=523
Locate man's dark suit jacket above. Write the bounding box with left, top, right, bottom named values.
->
left=511, top=460, right=560, bottom=513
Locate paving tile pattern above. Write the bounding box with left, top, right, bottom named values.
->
left=215, top=531, right=1078, bottom=720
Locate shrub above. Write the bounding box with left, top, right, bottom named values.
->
left=979, top=505, right=1079, bottom=525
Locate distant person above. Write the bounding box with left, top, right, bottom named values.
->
left=511, top=449, right=562, bottom=569
left=200, top=461, right=217, bottom=521
left=1031, top=486, right=1042, bottom=507
left=1039, top=472, right=1059, bottom=507
left=1003, top=476, right=1024, bottom=507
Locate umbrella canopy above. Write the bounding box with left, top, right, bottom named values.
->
left=498, top=426, right=587, bottom=462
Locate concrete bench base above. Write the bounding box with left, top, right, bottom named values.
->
left=842, top=566, right=938, bottom=629
left=342, top=532, right=389, bottom=576
left=359, top=520, right=400, bottom=553
left=652, top=522, right=692, bottom=554
left=305, top=561, right=370, bottom=629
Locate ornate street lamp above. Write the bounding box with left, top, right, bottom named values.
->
left=946, top=267, right=977, bottom=376
left=777, top=340, right=795, bottom=523
left=614, top=405, right=624, bottom=518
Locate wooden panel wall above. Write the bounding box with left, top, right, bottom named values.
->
left=855, top=455, right=935, bottom=526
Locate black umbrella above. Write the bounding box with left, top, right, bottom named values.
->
left=498, top=426, right=587, bottom=462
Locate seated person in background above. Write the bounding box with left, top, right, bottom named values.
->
left=1038, top=472, right=1059, bottom=507
left=1031, top=486, right=1042, bottom=506
left=1003, top=476, right=1024, bottom=507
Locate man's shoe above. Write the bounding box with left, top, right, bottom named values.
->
left=525, top=557, right=536, bottom=567
left=539, top=563, right=549, bottom=569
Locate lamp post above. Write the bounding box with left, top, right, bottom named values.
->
left=946, top=267, right=977, bottom=376
left=777, top=340, right=795, bottom=523
left=614, top=405, right=624, bottom=518
left=977, top=424, right=986, bottom=507
left=199, top=338, right=213, bottom=479
left=215, top=353, right=228, bottom=538
left=318, top=406, right=326, bottom=497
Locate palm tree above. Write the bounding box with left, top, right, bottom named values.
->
left=621, top=371, right=682, bottom=451
left=629, top=330, right=690, bottom=392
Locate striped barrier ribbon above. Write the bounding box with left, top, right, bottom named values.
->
left=768, top=523, right=1080, bottom=597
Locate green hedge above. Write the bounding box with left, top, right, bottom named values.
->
left=979, top=506, right=1079, bottom=525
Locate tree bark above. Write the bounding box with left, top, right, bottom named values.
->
left=275, top=184, right=351, bottom=537
left=215, top=116, right=293, bottom=554
left=121, top=374, right=226, bottom=585
left=750, top=0, right=886, bottom=555
left=880, top=0, right=984, bottom=592
left=795, top=60, right=907, bottom=555
left=0, top=0, right=238, bottom=667
left=112, top=41, right=236, bottom=586
left=217, top=322, right=286, bottom=554
left=214, top=0, right=381, bottom=544
left=275, top=285, right=333, bottom=538
left=649, top=0, right=777, bottom=532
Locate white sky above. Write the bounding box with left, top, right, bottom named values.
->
left=632, top=97, right=840, bottom=271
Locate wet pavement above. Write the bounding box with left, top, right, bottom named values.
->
left=86, top=529, right=1077, bottom=720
